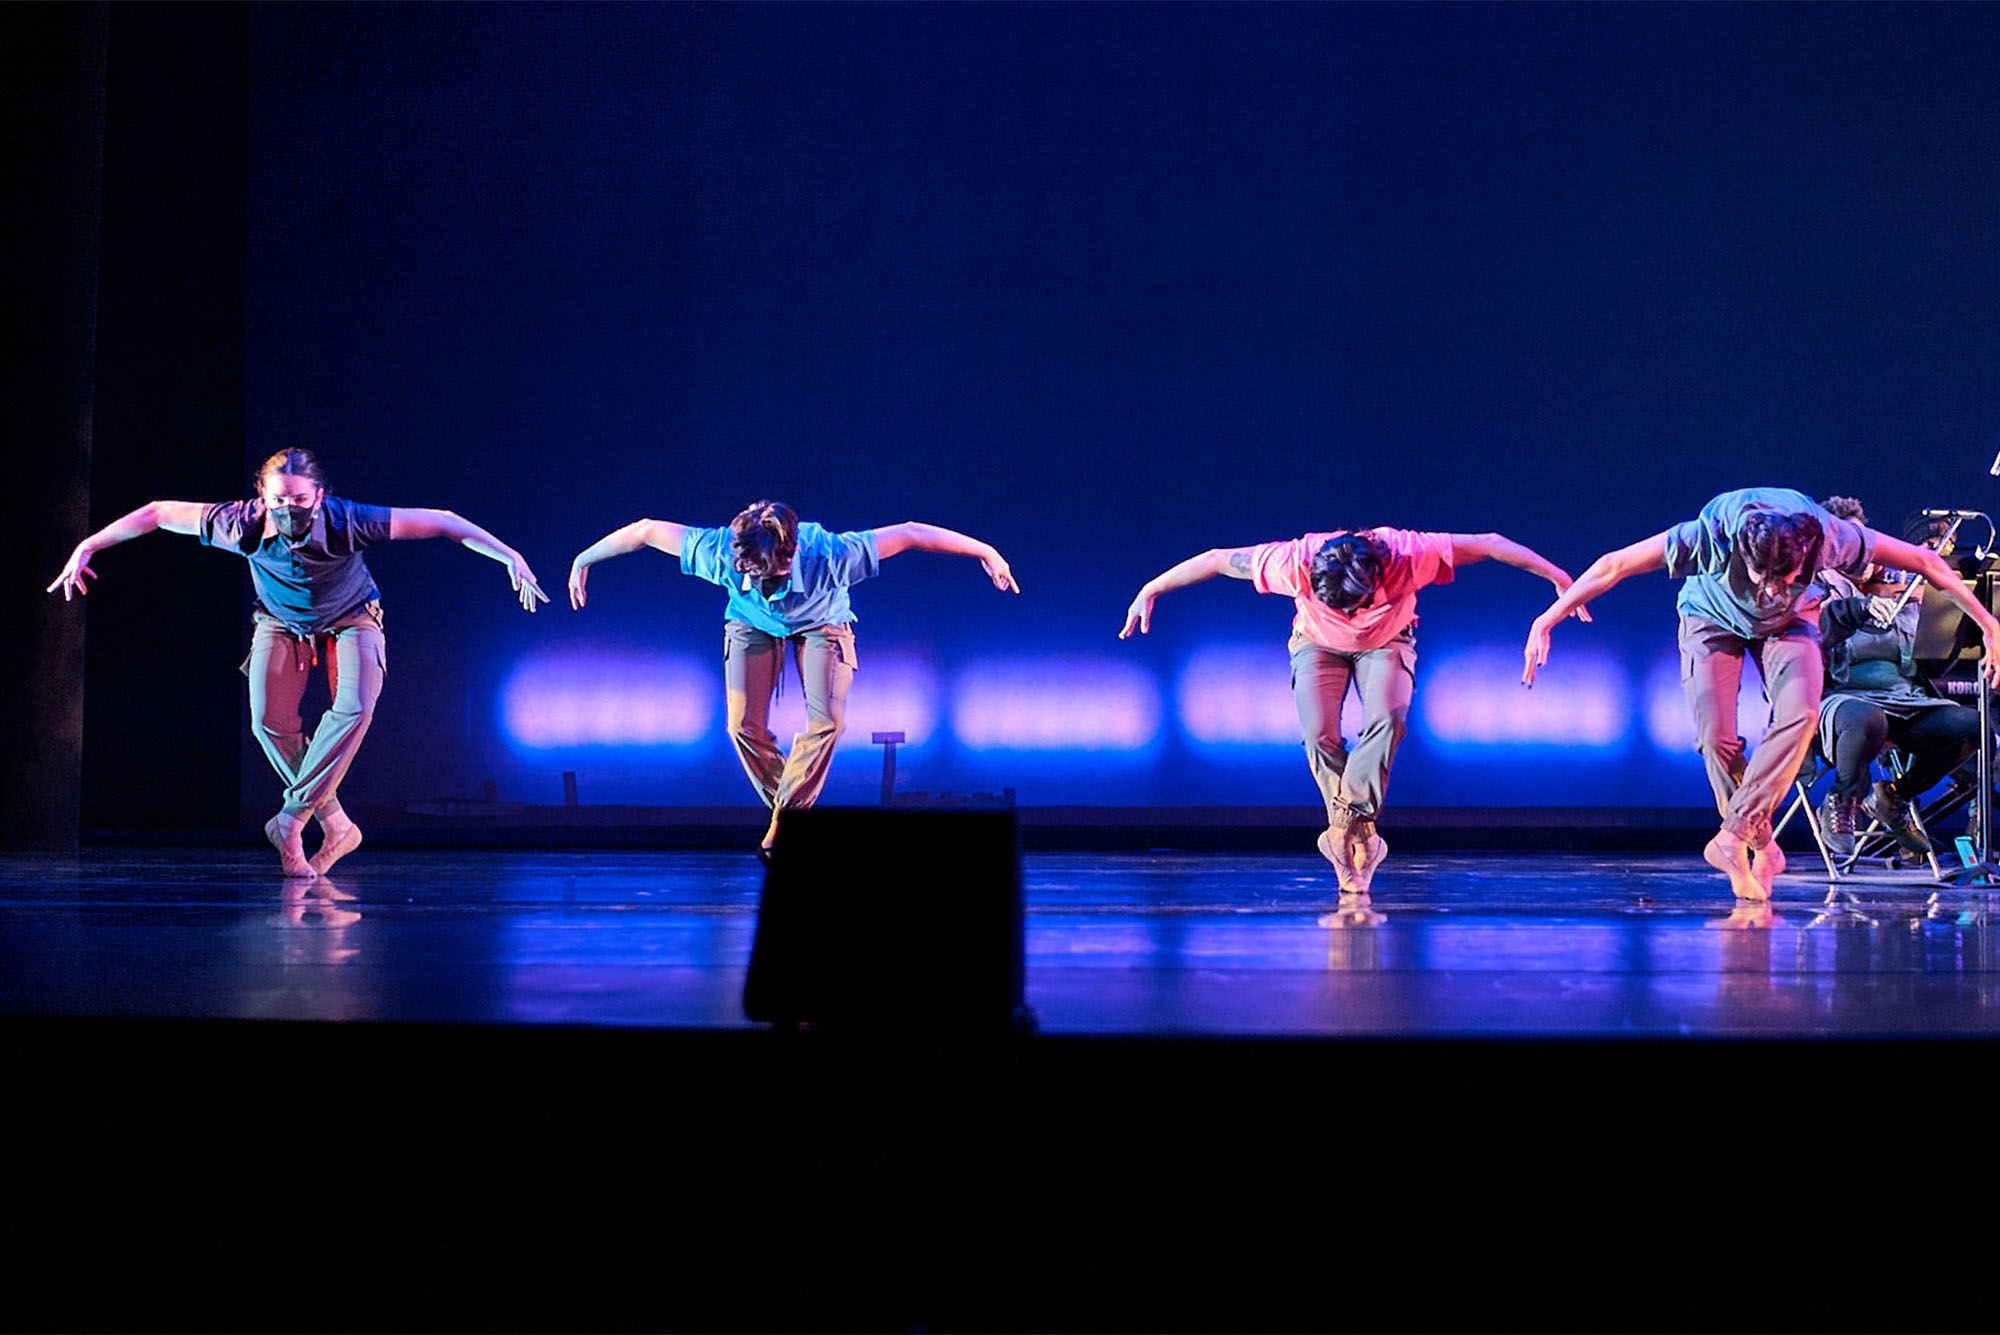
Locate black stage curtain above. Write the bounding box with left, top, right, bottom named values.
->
left=1, top=4, right=107, bottom=851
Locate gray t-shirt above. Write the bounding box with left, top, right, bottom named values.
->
left=199, top=495, right=393, bottom=635
left=1664, top=486, right=1875, bottom=637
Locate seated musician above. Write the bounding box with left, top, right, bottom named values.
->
left=1812, top=497, right=1981, bottom=856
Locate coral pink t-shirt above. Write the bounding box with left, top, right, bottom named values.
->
left=1249, top=528, right=1456, bottom=651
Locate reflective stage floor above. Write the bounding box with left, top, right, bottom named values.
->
left=7, top=846, right=1993, bottom=1332
left=4, top=846, right=1999, bottom=1036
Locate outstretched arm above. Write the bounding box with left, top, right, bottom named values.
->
left=1450, top=533, right=1591, bottom=622
left=567, top=519, right=687, bottom=610
left=1521, top=531, right=1669, bottom=685
left=46, top=501, right=207, bottom=600
left=389, top=507, right=549, bottom=612
left=872, top=522, right=1019, bottom=593
left=1870, top=531, right=2000, bottom=686
left=1119, top=546, right=1255, bottom=638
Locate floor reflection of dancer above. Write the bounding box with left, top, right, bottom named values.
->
left=46, top=448, right=549, bottom=876
left=1523, top=486, right=2000, bottom=900
left=1120, top=527, right=1583, bottom=899
left=567, top=501, right=1018, bottom=856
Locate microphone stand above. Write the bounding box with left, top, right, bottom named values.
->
left=1948, top=556, right=1999, bottom=885
left=1981, top=649, right=1993, bottom=874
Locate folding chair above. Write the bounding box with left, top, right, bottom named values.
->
left=1852, top=750, right=1946, bottom=880
left=1774, top=750, right=1844, bottom=881
left=1775, top=744, right=1944, bottom=888
left=1901, top=759, right=1980, bottom=848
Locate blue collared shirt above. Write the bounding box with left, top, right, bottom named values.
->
left=199, top=494, right=394, bottom=635
left=681, top=521, right=880, bottom=636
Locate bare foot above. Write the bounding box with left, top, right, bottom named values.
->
left=1348, top=833, right=1389, bottom=895
left=1750, top=839, right=1784, bottom=897
left=1703, top=830, right=1765, bottom=900
left=1317, top=828, right=1361, bottom=894
left=264, top=813, right=315, bottom=879
left=310, top=820, right=363, bottom=876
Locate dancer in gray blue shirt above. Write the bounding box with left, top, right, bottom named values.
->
left=48, top=448, right=548, bottom=876
left=1524, top=486, right=2000, bottom=900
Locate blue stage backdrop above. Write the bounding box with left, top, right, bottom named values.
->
left=240, top=3, right=2000, bottom=811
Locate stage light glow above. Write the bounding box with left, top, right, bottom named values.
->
left=951, top=658, right=1163, bottom=751
left=761, top=656, right=942, bottom=746
left=502, top=648, right=714, bottom=749
left=1175, top=644, right=1359, bottom=747
left=1643, top=654, right=1770, bottom=756
left=1420, top=650, right=1628, bottom=747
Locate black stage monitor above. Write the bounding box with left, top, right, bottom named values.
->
left=743, top=807, right=1029, bottom=1033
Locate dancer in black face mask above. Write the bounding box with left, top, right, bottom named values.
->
left=47, top=447, right=549, bottom=876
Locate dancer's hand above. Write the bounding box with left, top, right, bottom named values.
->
left=568, top=561, right=591, bottom=610
left=1119, top=589, right=1156, bottom=638
left=46, top=544, right=98, bottom=600
left=509, top=554, right=550, bottom=612
left=982, top=551, right=1020, bottom=593
left=1521, top=614, right=1554, bottom=685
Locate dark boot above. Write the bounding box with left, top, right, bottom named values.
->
left=1818, top=791, right=1858, bottom=858
left=1864, top=780, right=1930, bottom=855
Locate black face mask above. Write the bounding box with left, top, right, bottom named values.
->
left=271, top=504, right=315, bottom=540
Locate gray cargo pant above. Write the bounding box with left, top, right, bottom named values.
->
left=1290, top=626, right=1417, bottom=828
left=1678, top=612, right=1822, bottom=846
left=724, top=619, right=855, bottom=815
left=245, top=600, right=386, bottom=823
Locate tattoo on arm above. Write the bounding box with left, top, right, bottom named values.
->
left=1228, top=549, right=1252, bottom=576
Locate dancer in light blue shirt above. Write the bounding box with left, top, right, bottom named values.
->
left=570, top=500, right=1018, bottom=856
